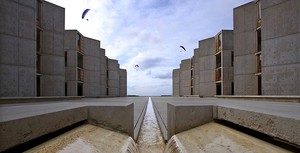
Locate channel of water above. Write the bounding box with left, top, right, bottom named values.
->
left=136, top=97, right=166, bottom=153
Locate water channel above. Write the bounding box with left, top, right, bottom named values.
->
left=137, top=97, right=165, bottom=153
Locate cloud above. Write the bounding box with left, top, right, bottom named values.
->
left=138, top=57, right=164, bottom=70
left=152, top=72, right=172, bottom=79
left=46, top=0, right=253, bottom=96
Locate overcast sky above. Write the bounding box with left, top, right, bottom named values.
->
left=46, top=0, right=252, bottom=96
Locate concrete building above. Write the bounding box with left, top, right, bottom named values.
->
left=233, top=2, right=258, bottom=95
left=0, top=0, right=65, bottom=97
left=39, top=1, right=65, bottom=96
left=107, top=59, right=120, bottom=97
left=0, top=0, right=127, bottom=98
left=234, top=0, right=300, bottom=95
left=179, top=59, right=193, bottom=96
left=215, top=30, right=234, bottom=95
left=0, top=0, right=36, bottom=97
left=261, top=0, right=300, bottom=95
left=119, top=69, right=127, bottom=97
left=172, top=69, right=180, bottom=96
left=175, top=30, right=233, bottom=97
left=198, top=37, right=216, bottom=97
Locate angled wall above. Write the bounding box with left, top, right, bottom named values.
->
left=0, top=0, right=36, bottom=97
left=83, top=37, right=101, bottom=97
left=40, top=1, right=65, bottom=96
left=261, top=0, right=300, bottom=95
left=119, top=69, right=127, bottom=97
left=233, top=2, right=257, bottom=95
left=107, top=59, right=120, bottom=96
left=179, top=59, right=192, bottom=96
left=193, top=43, right=201, bottom=96
left=199, top=37, right=216, bottom=97
left=172, top=69, right=180, bottom=96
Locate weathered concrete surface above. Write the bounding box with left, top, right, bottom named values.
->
left=164, top=122, right=291, bottom=153
left=167, top=103, right=213, bottom=140
left=179, top=59, right=192, bottom=96
left=25, top=124, right=138, bottom=153
left=0, top=97, right=148, bottom=152
left=152, top=97, right=300, bottom=147
left=172, top=69, right=180, bottom=96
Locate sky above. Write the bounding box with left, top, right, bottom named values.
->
left=46, top=0, right=252, bottom=96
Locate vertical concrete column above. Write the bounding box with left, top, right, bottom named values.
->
left=199, top=37, right=216, bottom=97
left=179, top=59, right=192, bottom=96
left=0, top=0, right=36, bottom=97
left=172, top=69, right=180, bottom=96
left=107, top=59, right=120, bottom=96
left=167, top=103, right=213, bottom=140
left=119, top=69, right=127, bottom=97
left=40, top=2, right=65, bottom=96
left=233, top=2, right=257, bottom=95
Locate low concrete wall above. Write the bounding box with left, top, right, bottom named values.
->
left=215, top=95, right=300, bottom=103
left=0, top=103, right=135, bottom=152
left=88, top=104, right=134, bottom=138
left=167, top=103, right=213, bottom=140
left=0, top=107, right=88, bottom=152
left=133, top=101, right=148, bottom=140
left=216, top=106, right=300, bottom=147
left=0, top=96, right=84, bottom=104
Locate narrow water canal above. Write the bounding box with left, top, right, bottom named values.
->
left=137, top=97, right=165, bottom=153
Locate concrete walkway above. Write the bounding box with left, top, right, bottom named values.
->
left=151, top=97, right=300, bottom=148
left=0, top=97, right=148, bottom=152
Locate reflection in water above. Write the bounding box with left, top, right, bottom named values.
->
left=137, top=98, right=165, bottom=153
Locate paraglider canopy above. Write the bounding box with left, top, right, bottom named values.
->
left=180, top=46, right=186, bottom=52
left=82, top=9, right=90, bottom=20
left=135, top=65, right=139, bottom=71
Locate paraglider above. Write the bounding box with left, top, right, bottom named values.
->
left=82, top=9, right=90, bottom=21
left=180, top=46, right=186, bottom=52
left=135, top=65, right=139, bottom=71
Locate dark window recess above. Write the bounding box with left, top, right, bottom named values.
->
left=77, top=53, right=83, bottom=68
left=258, top=75, right=262, bottom=95
left=77, top=83, right=83, bottom=96
left=216, top=83, right=221, bottom=95
left=36, top=76, right=40, bottom=97
left=216, top=53, right=221, bottom=68
left=231, top=52, right=234, bottom=67
left=257, top=28, right=261, bottom=52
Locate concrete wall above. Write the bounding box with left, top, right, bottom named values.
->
left=0, top=0, right=36, bottom=97
left=199, top=37, right=216, bottom=97
left=64, top=30, right=77, bottom=96
left=179, top=59, right=192, bottom=96
left=172, top=69, right=180, bottom=96
left=233, top=2, right=258, bottom=95
left=261, top=0, right=300, bottom=95
left=119, top=69, right=127, bottom=97
left=193, top=46, right=201, bottom=96
left=83, top=37, right=101, bottom=97
left=40, top=1, right=65, bottom=96
left=220, top=30, right=234, bottom=95
left=99, top=48, right=107, bottom=96
left=107, top=59, right=120, bottom=96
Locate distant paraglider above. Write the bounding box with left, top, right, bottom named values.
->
left=135, top=65, right=139, bottom=71
left=180, top=46, right=186, bottom=52
left=82, top=9, right=90, bottom=21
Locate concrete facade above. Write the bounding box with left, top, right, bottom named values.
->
left=1, top=1, right=126, bottom=98
left=198, top=37, right=216, bottom=97
left=179, top=59, right=192, bottom=96
left=261, top=0, right=300, bottom=95
left=193, top=46, right=200, bottom=96
left=215, top=30, right=234, bottom=95
left=172, top=69, right=180, bottom=96
left=233, top=2, right=258, bottom=95
left=107, top=59, right=120, bottom=97
left=0, top=0, right=36, bottom=97
left=119, top=69, right=127, bottom=97
left=40, top=1, right=65, bottom=96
